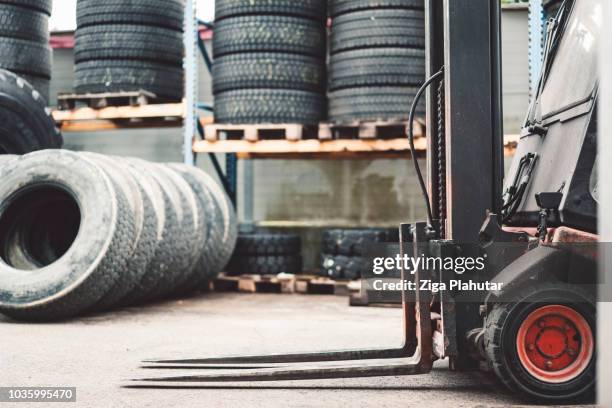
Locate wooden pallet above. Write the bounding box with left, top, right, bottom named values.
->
left=57, top=90, right=160, bottom=110
left=213, top=274, right=296, bottom=294
left=320, top=119, right=425, bottom=140
left=204, top=123, right=320, bottom=142
left=294, top=275, right=352, bottom=296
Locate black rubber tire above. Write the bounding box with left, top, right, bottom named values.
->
left=216, top=0, right=326, bottom=22
left=74, top=60, right=184, bottom=100
left=0, top=150, right=136, bottom=321
left=21, top=74, right=50, bottom=104
left=331, top=9, right=425, bottom=54
left=213, top=53, right=325, bottom=94
left=0, top=70, right=62, bottom=155
left=82, top=154, right=158, bottom=311
left=0, top=37, right=52, bottom=78
left=214, top=89, right=326, bottom=125
left=322, top=228, right=399, bottom=256
left=0, top=4, right=49, bottom=42
left=226, top=254, right=302, bottom=276
left=329, top=0, right=424, bottom=18
left=0, top=0, right=52, bottom=15
left=213, top=16, right=326, bottom=58
left=234, top=233, right=301, bottom=256
left=328, top=86, right=424, bottom=124
left=329, top=48, right=425, bottom=91
left=320, top=254, right=369, bottom=280
left=75, top=25, right=184, bottom=65
left=76, top=0, right=184, bottom=31
left=484, top=282, right=596, bottom=402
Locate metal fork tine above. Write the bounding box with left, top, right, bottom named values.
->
left=142, top=346, right=412, bottom=366
left=130, top=354, right=430, bottom=385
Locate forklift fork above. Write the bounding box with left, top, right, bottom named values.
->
left=129, top=223, right=435, bottom=386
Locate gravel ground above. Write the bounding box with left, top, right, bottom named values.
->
left=0, top=293, right=595, bottom=407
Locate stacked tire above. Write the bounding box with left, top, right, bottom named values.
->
left=0, top=69, right=62, bottom=154
left=328, top=0, right=426, bottom=123
left=74, top=0, right=185, bottom=100
left=0, top=0, right=52, bottom=102
left=226, top=233, right=302, bottom=276
left=0, top=151, right=237, bottom=321
left=320, top=228, right=399, bottom=279
left=212, top=0, right=327, bottom=124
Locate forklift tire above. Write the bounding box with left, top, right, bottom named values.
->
left=329, top=48, right=425, bottom=91
left=215, top=0, right=326, bottom=22
left=75, top=25, right=184, bottom=65
left=320, top=254, right=369, bottom=280
left=328, top=86, right=425, bottom=124
left=74, top=60, right=184, bottom=100
left=214, top=89, right=326, bottom=125
left=0, top=70, right=61, bottom=155
left=0, top=4, right=49, bottom=42
left=0, top=0, right=52, bottom=15
left=329, top=0, right=424, bottom=18
left=0, top=37, right=52, bottom=79
left=484, top=282, right=596, bottom=402
left=0, top=150, right=136, bottom=321
left=322, top=228, right=399, bottom=256
left=213, top=15, right=326, bottom=59
left=331, top=9, right=425, bottom=54
left=212, top=53, right=325, bottom=94
left=234, top=233, right=301, bottom=256
left=76, top=0, right=184, bottom=31
left=226, top=254, right=303, bottom=276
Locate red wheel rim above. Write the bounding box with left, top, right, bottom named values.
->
left=516, top=304, right=594, bottom=383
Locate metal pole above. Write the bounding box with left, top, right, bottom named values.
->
left=528, top=0, right=544, bottom=101
left=183, top=0, right=198, bottom=166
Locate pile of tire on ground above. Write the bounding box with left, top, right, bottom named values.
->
left=0, top=69, right=62, bottom=154
left=328, top=0, right=426, bottom=123
left=212, top=0, right=327, bottom=124
left=0, top=0, right=52, bottom=102
left=226, top=232, right=302, bottom=276
left=0, top=151, right=237, bottom=321
left=74, top=0, right=184, bottom=100
left=320, top=228, right=399, bottom=279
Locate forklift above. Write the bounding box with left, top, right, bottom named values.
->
left=134, top=0, right=599, bottom=402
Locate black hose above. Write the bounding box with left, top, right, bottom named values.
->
left=407, top=67, right=445, bottom=228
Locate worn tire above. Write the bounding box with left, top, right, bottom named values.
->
left=484, top=283, right=596, bottom=402
left=213, top=16, right=326, bottom=58
left=234, top=233, right=301, bottom=256
left=74, top=60, right=184, bottom=100
left=215, top=89, right=325, bottom=125
left=331, top=9, right=425, bottom=54
left=329, top=0, right=424, bottom=17
left=21, top=74, right=50, bottom=104
left=76, top=0, right=184, bottom=31
left=0, top=37, right=52, bottom=78
left=329, top=48, right=425, bottom=91
left=322, top=228, right=399, bottom=256
left=0, top=4, right=49, bottom=41
left=0, top=70, right=61, bottom=155
left=320, top=254, right=369, bottom=280
left=213, top=53, right=325, bottom=94
left=0, top=150, right=136, bottom=321
left=329, top=86, right=424, bottom=124
left=75, top=25, right=184, bottom=65
left=0, top=0, right=52, bottom=15
left=216, top=0, right=326, bottom=22
left=226, top=254, right=302, bottom=276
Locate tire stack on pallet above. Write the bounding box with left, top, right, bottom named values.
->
left=212, top=0, right=327, bottom=125
left=0, top=151, right=237, bottom=321
left=226, top=233, right=303, bottom=276
left=328, top=0, right=426, bottom=124
left=0, top=0, right=52, bottom=102
left=74, top=0, right=184, bottom=101
left=320, top=228, right=399, bottom=280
